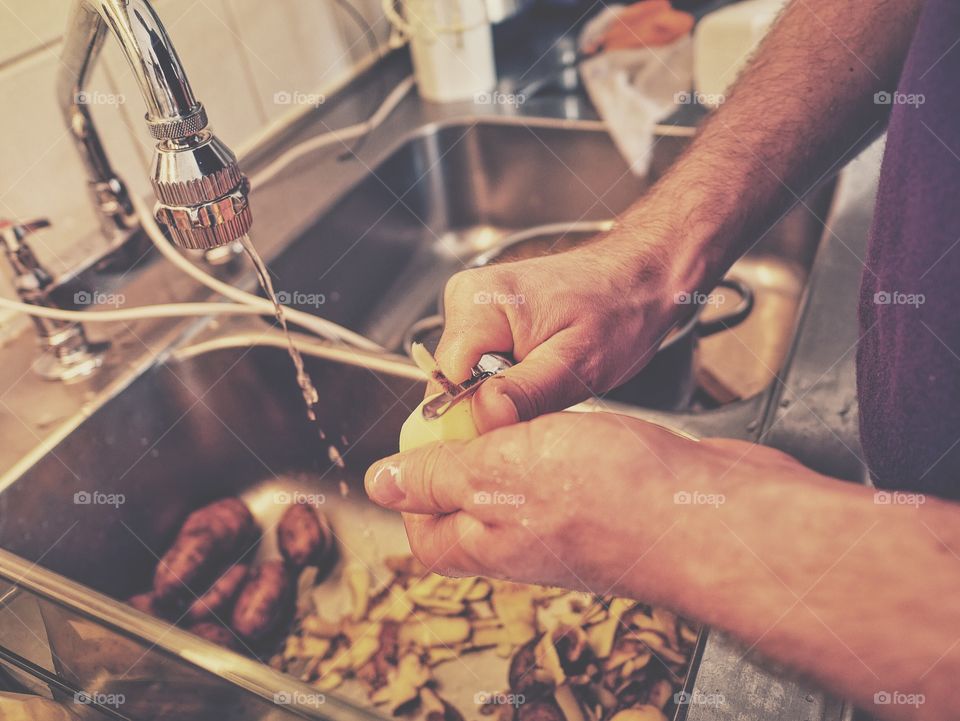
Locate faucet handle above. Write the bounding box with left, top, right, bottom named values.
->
left=0, top=217, right=106, bottom=381
left=0, top=217, right=55, bottom=293
left=0, top=217, right=52, bottom=245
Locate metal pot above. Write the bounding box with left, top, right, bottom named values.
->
left=606, top=277, right=753, bottom=409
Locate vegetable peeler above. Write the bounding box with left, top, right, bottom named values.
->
left=421, top=353, right=513, bottom=420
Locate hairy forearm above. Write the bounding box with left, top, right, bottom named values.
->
left=627, top=459, right=960, bottom=721
left=610, top=0, right=924, bottom=292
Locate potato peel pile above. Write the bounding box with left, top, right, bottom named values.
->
left=270, top=554, right=698, bottom=721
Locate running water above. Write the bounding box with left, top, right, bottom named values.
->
left=240, top=236, right=321, bottom=422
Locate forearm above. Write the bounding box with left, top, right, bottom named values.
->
left=608, top=0, right=924, bottom=293
left=626, top=456, right=960, bottom=721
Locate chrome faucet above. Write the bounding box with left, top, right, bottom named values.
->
left=58, top=0, right=252, bottom=250
left=0, top=219, right=106, bottom=381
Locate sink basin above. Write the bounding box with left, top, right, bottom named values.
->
left=0, top=118, right=843, bottom=721
left=264, top=119, right=836, bottom=406
left=0, top=342, right=425, bottom=720
left=0, top=339, right=696, bottom=720
left=0, top=343, right=419, bottom=600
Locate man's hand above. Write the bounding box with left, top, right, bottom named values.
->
left=367, top=415, right=960, bottom=721
left=436, top=234, right=693, bottom=433
left=365, top=411, right=800, bottom=596
left=433, top=0, right=923, bottom=433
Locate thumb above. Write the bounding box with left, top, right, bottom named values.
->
left=433, top=307, right=513, bottom=389
left=365, top=445, right=471, bottom=514
left=471, top=341, right=591, bottom=433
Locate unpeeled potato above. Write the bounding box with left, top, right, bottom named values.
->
left=399, top=393, right=478, bottom=452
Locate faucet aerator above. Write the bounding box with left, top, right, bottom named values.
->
left=151, top=131, right=253, bottom=250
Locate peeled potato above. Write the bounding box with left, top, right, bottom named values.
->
left=399, top=393, right=478, bottom=452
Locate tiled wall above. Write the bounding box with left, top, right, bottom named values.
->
left=0, top=0, right=391, bottom=332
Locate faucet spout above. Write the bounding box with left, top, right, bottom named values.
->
left=59, top=0, right=252, bottom=250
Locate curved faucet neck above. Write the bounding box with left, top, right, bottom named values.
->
left=60, top=0, right=202, bottom=131
left=58, top=0, right=252, bottom=250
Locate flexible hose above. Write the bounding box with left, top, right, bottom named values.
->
left=0, top=297, right=271, bottom=323
left=250, top=75, right=415, bottom=187
left=131, top=194, right=383, bottom=352
left=0, top=199, right=385, bottom=353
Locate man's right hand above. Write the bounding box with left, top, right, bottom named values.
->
left=434, top=230, right=691, bottom=433
left=430, top=0, right=924, bottom=437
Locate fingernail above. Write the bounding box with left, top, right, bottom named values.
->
left=497, top=386, right=521, bottom=423
left=489, top=378, right=521, bottom=421
left=474, top=378, right=521, bottom=433
left=368, top=463, right=405, bottom=505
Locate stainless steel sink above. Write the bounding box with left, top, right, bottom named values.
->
left=0, top=337, right=696, bottom=721
left=263, top=120, right=835, bottom=405
left=0, top=341, right=425, bottom=721
left=0, top=117, right=845, bottom=721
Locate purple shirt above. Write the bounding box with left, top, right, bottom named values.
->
left=858, top=0, right=960, bottom=498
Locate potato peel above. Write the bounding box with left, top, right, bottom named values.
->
left=274, top=555, right=696, bottom=720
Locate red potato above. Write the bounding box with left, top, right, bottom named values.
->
left=127, top=591, right=160, bottom=617
left=230, top=560, right=295, bottom=642
left=153, top=498, right=257, bottom=603
left=277, top=502, right=334, bottom=569
left=185, top=563, right=249, bottom=624
left=187, top=621, right=239, bottom=650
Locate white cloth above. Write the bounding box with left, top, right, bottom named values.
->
left=579, top=5, right=694, bottom=175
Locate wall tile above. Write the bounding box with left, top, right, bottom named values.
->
left=0, top=49, right=145, bottom=332
left=223, top=0, right=387, bottom=123
left=0, top=0, right=66, bottom=66
left=0, top=50, right=143, bottom=274
left=223, top=0, right=334, bottom=123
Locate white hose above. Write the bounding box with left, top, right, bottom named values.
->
left=0, top=199, right=385, bottom=352
left=131, top=194, right=383, bottom=352
left=0, top=297, right=271, bottom=322
left=250, top=75, right=415, bottom=187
